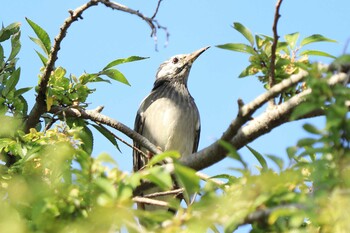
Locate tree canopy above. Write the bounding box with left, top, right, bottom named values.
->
left=1, top=0, right=350, bottom=232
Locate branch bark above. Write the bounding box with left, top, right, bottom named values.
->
left=180, top=72, right=348, bottom=170
left=51, top=70, right=347, bottom=172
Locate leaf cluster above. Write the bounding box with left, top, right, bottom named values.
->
left=217, top=22, right=336, bottom=103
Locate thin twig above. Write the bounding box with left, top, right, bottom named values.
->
left=151, top=0, right=163, bottom=19
left=268, top=0, right=284, bottom=106
left=132, top=196, right=169, bottom=207
left=95, top=122, right=148, bottom=158
left=143, top=188, right=184, bottom=198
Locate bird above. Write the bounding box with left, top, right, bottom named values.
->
left=133, top=46, right=209, bottom=210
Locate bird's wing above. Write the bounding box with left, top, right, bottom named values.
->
left=133, top=91, right=158, bottom=172
left=133, top=109, right=145, bottom=172
left=192, top=108, right=201, bottom=153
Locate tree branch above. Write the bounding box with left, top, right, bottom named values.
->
left=241, top=203, right=304, bottom=226
left=25, top=1, right=99, bottom=132
left=180, top=72, right=348, bottom=170
left=268, top=0, right=284, bottom=106
left=50, top=106, right=162, bottom=155
left=25, top=0, right=167, bottom=132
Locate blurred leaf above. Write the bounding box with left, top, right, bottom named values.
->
left=303, top=123, right=322, bottom=135
left=299, top=50, right=335, bottom=58
left=277, top=41, right=289, bottom=53
left=96, top=153, right=117, bottom=165
left=99, top=69, right=130, bottom=86
left=284, top=32, right=300, bottom=49
left=103, top=56, right=148, bottom=70
left=286, top=146, right=297, bottom=159
left=246, top=145, right=268, bottom=171
left=14, top=87, right=32, bottom=97
left=144, top=166, right=173, bottom=190
left=290, top=102, right=320, bottom=120
left=95, top=178, right=117, bottom=198
left=46, top=95, right=54, bottom=111
left=26, top=18, right=51, bottom=55
left=18, top=95, right=28, bottom=116
left=174, top=162, right=200, bottom=201
left=219, top=140, right=247, bottom=168
left=297, top=138, right=317, bottom=147
left=233, top=22, right=254, bottom=46
left=80, top=125, right=94, bottom=154
left=91, top=124, right=120, bottom=152
left=148, top=151, right=180, bottom=167
left=239, top=64, right=258, bottom=78
left=300, top=34, right=336, bottom=46
left=328, top=54, right=350, bottom=72
left=2, top=67, right=20, bottom=96
left=8, top=31, right=21, bottom=61
left=266, top=154, right=284, bottom=170
left=0, top=22, right=21, bottom=42
left=216, top=43, right=256, bottom=55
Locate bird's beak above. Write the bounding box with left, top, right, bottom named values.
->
left=185, top=46, right=210, bottom=65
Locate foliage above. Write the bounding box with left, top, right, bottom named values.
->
left=0, top=6, right=349, bottom=233
left=217, top=22, right=336, bottom=103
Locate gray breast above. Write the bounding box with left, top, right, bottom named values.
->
left=138, top=82, right=200, bottom=157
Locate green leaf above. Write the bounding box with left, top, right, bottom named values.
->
left=82, top=125, right=94, bottom=154
left=303, top=123, right=322, bottom=135
left=0, top=22, right=21, bottom=42
left=300, top=34, right=336, bottom=46
left=148, top=151, right=180, bottom=167
left=246, top=145, right=268, bottom=171
left=297, top=138, right=317, bottom=147
left=99, top=69, right=130, bottom=86
left=329, top=54, right=350, bottom=72
left=266, top=154, right=284, bottom=170
left=95, top=152, right=118, bottom=165
left=91, top=124, right=120, bottom=152
left=144, top=166, right=173, bottom=190
left=219, top=140, right=247, bottom=168
left=26, top=17, right=51, bottom=55
left=95, top=178, right=117, bottom=198
left=29, top=37, right=49, bottom=57
left=0, top=45, right=4, bottom=67
left=284, top=32, right=300, bottom=49
left=299, top=50, right=336, bottom=59
left=103, top=56, right=148, bottom=70
left=14, top=87, right=33, bottom=97
left=8, top=31, right=21, bottom=61
left=233, top=22, right=254, bottom=46
left=238, top=64, right=259, bottom=78
left=174, top=162, right=200, bottom=201
left=290, top=102, right=320, bottom=120
left=35, top=50, right=48, bottom=66
left=2, top=67, right=20, bottom=96
left=18, top=95, right=28, bottom=116
left=216, top=43, right=256, bottom=55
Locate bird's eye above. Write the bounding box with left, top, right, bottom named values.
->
left=172, top=57, right=179, bottom=64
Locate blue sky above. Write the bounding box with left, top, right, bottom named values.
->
left=2, top=1, right=350, bottom=228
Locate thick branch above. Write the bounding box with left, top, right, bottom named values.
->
left=50, top=106, right=162, bottom=155
left=180, top=72, right=348, bottom=170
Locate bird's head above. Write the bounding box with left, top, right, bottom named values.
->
left=155, top=46, right=209, bottom=86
